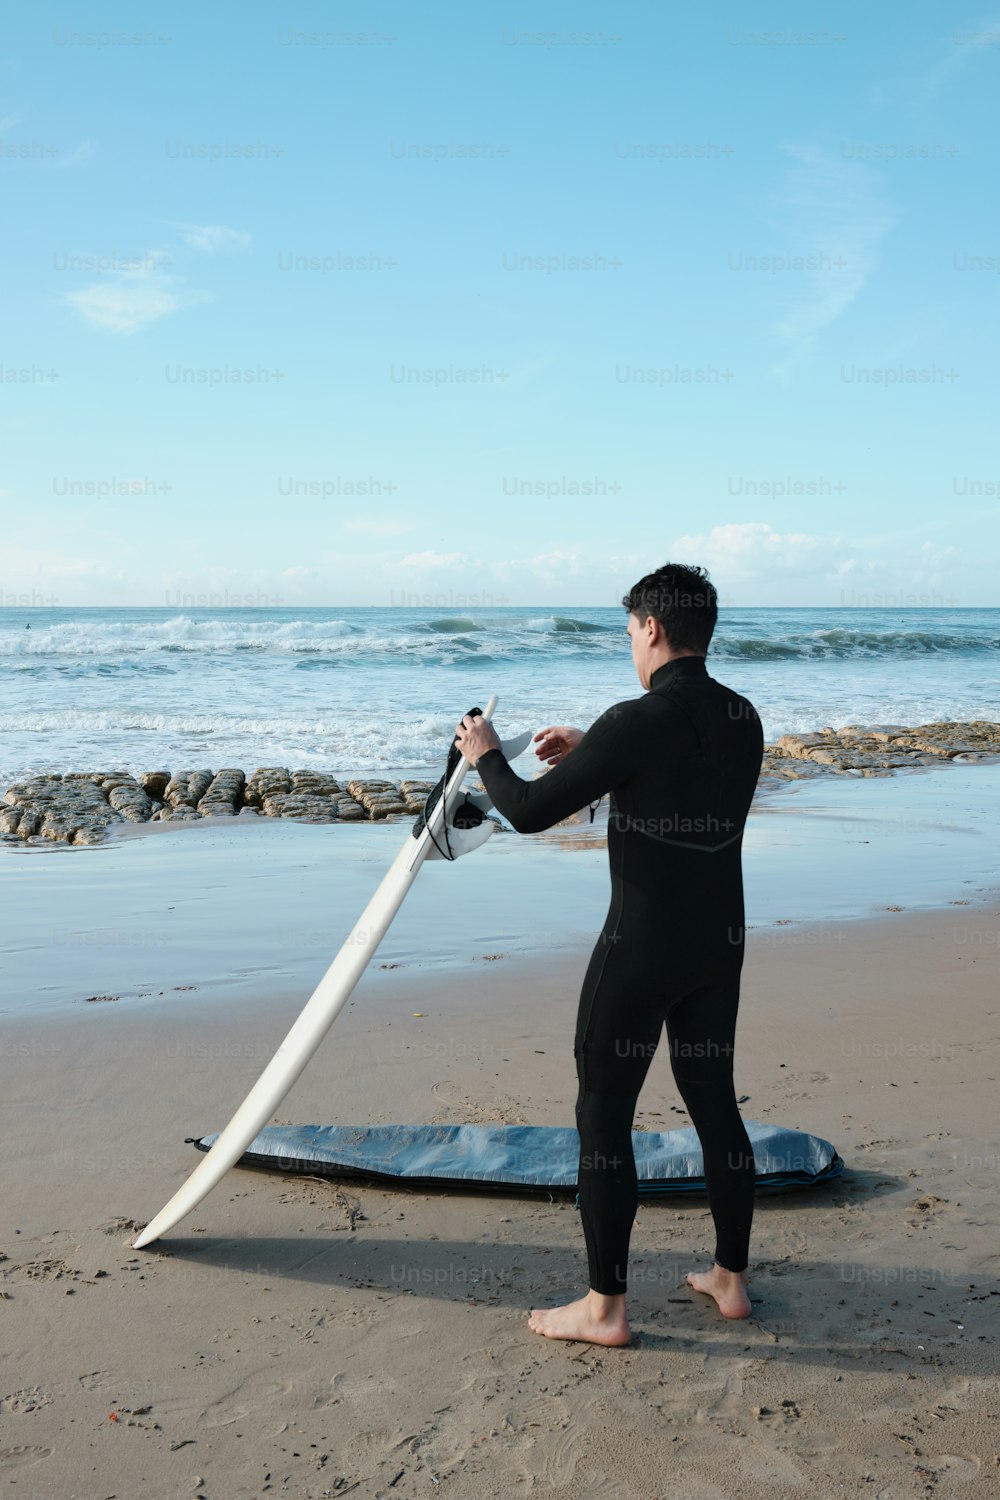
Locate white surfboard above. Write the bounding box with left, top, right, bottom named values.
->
left=133, top=697, right=525, bottom=1249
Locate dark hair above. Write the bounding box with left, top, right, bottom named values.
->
left=621, top=562, right=718, bottom=653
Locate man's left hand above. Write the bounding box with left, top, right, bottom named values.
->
left=454, top=712, right=501, bottom=767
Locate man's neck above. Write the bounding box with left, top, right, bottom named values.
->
left=652, top=649, right=704, bottom=670
left=648, top=653, right=707, bottom=690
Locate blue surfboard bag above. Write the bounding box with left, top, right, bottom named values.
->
left=192, top=1120, right=843, bottom=1196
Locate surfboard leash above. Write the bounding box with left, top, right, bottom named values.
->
left=412, top=705, right=488, bottom=861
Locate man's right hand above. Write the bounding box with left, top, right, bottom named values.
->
left=533, top=725, right=585, bottom=767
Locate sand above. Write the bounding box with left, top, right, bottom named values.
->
left=3, top=873, right=1000, bottom=1498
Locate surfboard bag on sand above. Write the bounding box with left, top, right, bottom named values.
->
left=191, top=1120, right=843, bottom=1197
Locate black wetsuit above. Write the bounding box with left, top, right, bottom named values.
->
left=474, top=655, right=765, bottom=1294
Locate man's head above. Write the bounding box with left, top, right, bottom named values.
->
left=622, top=562, right=718, bottom=689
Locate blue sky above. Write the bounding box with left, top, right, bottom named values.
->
left=2, top=1, right=998, bottom=607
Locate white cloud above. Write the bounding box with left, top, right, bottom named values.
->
left=670, top=522, right=830, bottom=577
left=62, top=220, right=248, bottom=334
left=762, top=144, right=896, bottom=376
left=523, top=549, right=583, bottom=580
left=172, top=222, right=251, bottom=255
left=493, top=549, right=585, bottom=584
left=661, top=522, right=986, bottom=604
left=65, top=260, right=209, bottom=334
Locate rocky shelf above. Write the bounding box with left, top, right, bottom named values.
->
left=756, top=718, right=1000, bottom=787
left=0, top=768, right=438, bottom=848
left=2, top=720, right=999, bottom=848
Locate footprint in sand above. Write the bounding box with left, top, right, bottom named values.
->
left=778, top=1068, right=830, bottom=1102
left=341, top=1424, right=407, bottom=1470
left=928, top=1454, right=980, bottom=1482
left=406, top=1387, right=481, bottom=1472
left=505, top=1391, right=570, bottom=1434
left=497, top=1392, right=588, bottom=1488
left=0, top=1446, right=53, bottom=1471
left=0, top=1389, right=53, bottom=1415
left=533, top=1417, right=584, bottom=1489
left=907, top=1194, right=948, bottom=1223
left=330, top=1371, right=397, bottom=1403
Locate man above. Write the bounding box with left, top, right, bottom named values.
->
left=453, top=563, right=764, bottom=1346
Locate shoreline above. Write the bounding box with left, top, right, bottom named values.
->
left=3, top=759, right=1000, bottom=1025
left=3, top=717, right=999, bottom=848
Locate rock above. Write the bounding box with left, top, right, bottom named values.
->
left=400, top=780, right=435, bottom=812
left=868, top=726, right=911, bottom=742
left=197, top=769, right=246, bottom=817
left=140, top=771, right=171, bottom=800
left=108, top=782, right=154, bottom=822
left=335, top=797, right=366, bottom=821
left=163, top=770, right=214, bottom=809
left=244, top=768, right=291, bottom=807
left=290, top=770, right=341, bottom=797
left=1, top=775, right=125, bottom=845
left=73, top=826, right=109, bottom=845
left=261, top=793, right=339, bottom=823
left=345, top=779, right=409, bottom=817
left=42, top=812, right=81, bottom=842
left=4, top=776, right=64, bottom=808
left=773, top=734, right=830, bottom=757
left=96, top=771, right=137, bottom=791
left=803, top=748, right=839, bottom=765
left=762, top=721, right=1000, bottom=779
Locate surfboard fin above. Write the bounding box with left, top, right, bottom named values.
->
left=459, top=791, right=494, bottom=815
left=498, top=728, right=532, bottom=760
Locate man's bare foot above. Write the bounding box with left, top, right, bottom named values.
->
left=528, top=1290, right=632, bottom=1345
left=686, top=1264, right=752, bottom=1319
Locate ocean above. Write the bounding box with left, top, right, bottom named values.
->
left=1, top=606, right=997, bottom=783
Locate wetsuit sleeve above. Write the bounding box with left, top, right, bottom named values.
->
left=473, top=703, right=634, bottom=834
